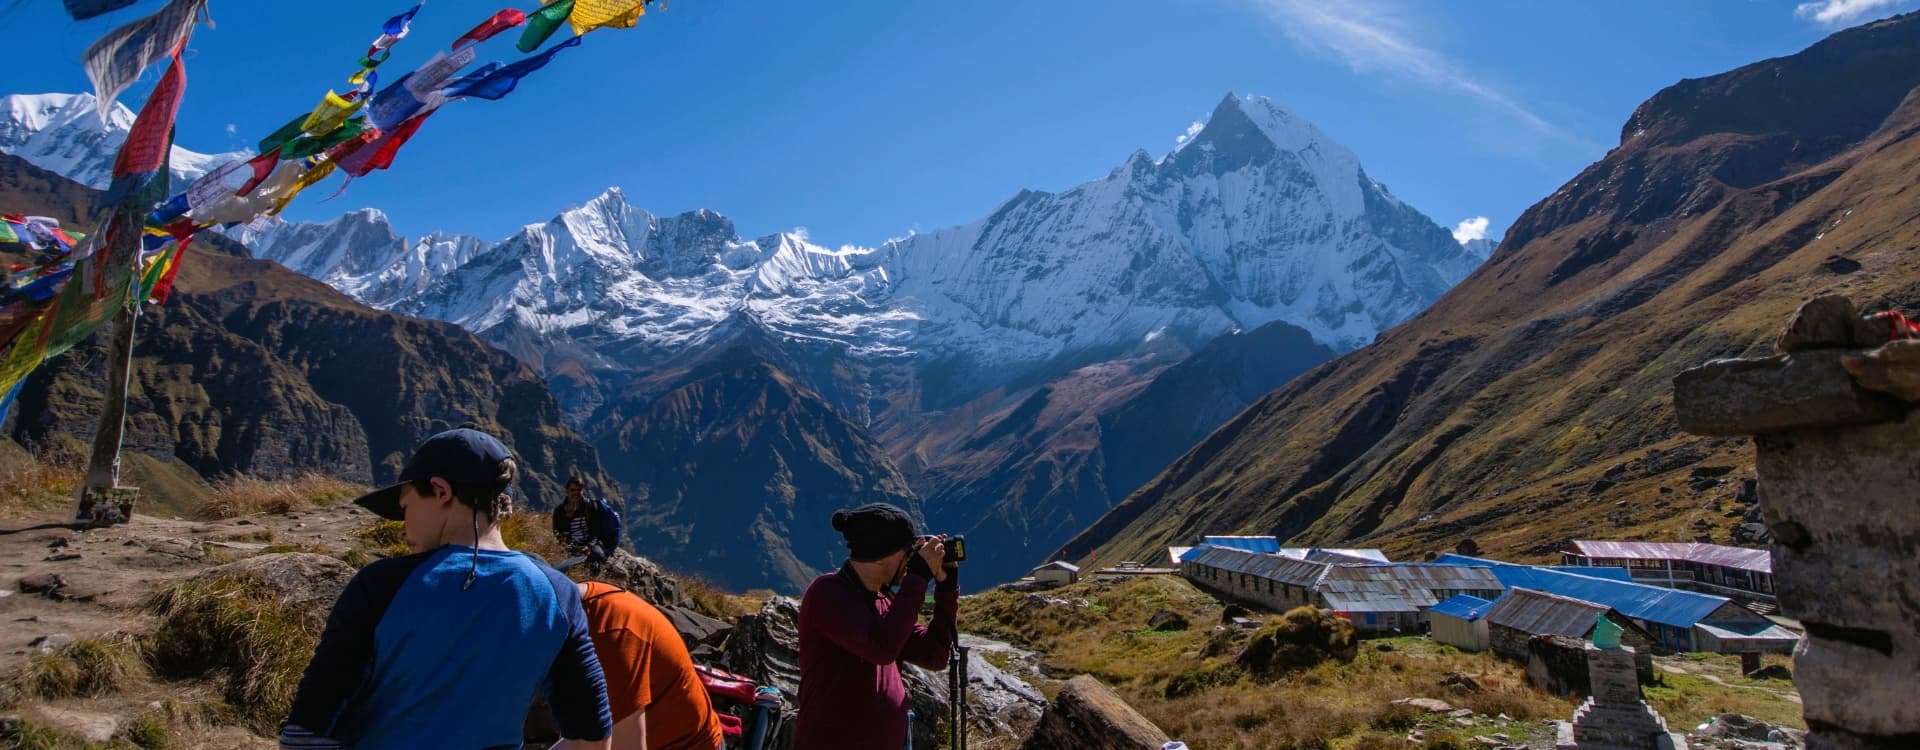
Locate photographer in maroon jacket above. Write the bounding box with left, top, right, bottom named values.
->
left=792, top=503, right=958, bottom=750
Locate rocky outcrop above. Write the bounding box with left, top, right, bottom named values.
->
left=1020, top=675, right=1171, bottom=750
left=593, top=345, right=921, bottom=593
left=1674, top=295, right=1920, bottom=749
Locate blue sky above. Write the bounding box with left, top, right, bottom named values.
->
left=4, top=0, right=1915, bottom=247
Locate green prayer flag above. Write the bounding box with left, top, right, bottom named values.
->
left=257, top=113, right=310, bottom=156
left=280, top=118, right=372, bottom=159
left=518, top=0, right=576, bottom=53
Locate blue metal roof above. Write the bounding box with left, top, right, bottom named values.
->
left=1202, top=536, right=1282, bottom=553
left=1428, top=594, right=1495, bottom=621
left=1431, top=554, right=1729, bottom=629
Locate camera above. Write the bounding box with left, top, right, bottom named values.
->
left=944, top=535, right=967, bottom=563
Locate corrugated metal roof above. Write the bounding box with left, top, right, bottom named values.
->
left=1695, top=621, right=1801, bottom=643
left=1322, top=563, right=1503, bottom=590
left=1435, top=554, right=1729, bottom=629
left=1430, top=594, right=1496, bottom=621
left=1034, top=561, right=1080, bottom=572
left=1485, top=588, right=1608, bottom=638
left=1304, top=549, right=1390, bottom=564
left=1186, top=546, right=1331, bottom=587
left=1567, top=541, right=1772, bottom=574
left=1203, top=536, right=1282, bottom=553
left=1430, top=554, right=1635, bottom=582
left=1317, top=564, right=1501, bottom=612
left=1168, top=546, right=1193, bottom=565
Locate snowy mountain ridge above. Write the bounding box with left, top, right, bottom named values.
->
left=3, top=90, right=1484, bottom=404
left=0, top=93, right=249, bottom=190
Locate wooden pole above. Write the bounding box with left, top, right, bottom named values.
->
left=73, top=302, right=138, bottom=525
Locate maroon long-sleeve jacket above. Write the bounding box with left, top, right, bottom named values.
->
left=792, top=564, right=959, bottom=750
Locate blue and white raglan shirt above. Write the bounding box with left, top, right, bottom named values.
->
left=279, top=546, right=612, bottom=749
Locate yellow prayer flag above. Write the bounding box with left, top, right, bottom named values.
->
left=301, top=90, right=365, bottom=136
left=569, top=0, right=646, bottom=35
left=269, top=160, right=340, bottom=216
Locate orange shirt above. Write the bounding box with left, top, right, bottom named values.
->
left=580, top=582, right=726, bottom=750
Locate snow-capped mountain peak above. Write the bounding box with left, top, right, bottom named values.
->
left=0, top=92, right=250, bottom=189
left=37, top=90, right=1481, bottom=411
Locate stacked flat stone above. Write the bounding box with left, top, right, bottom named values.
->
left=1556, top=645, right=1687, bottom=750
left=1675, top=295, right=1920, bottom=750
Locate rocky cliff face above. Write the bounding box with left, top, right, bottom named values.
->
left=0, top=153, right=611, bottom=508
left=1063, top=11, right=1920, bottom=566
left=590, top=341, right=921, bottom=592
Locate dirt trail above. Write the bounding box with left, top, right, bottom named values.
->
left=2, top=501, right=377, bottom=747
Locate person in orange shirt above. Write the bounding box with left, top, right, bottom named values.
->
left=567, top=574, right=727, bottom=750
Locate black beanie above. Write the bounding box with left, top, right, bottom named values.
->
left=833, top=503, right=918, bottom=562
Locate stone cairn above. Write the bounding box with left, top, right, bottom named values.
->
left=1555, top=616, right=1687, bottom=750
left=1674, top=295, right=1920, bottom=750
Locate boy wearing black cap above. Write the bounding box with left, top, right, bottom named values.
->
left=792, top=503, right=958, bottom=750
left=278, top=428, right=615, bottom=750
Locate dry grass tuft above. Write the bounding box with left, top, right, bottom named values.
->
left=14, top=634, right=148, bottom=699
left=146, top=576, right=322, bottom=733
left=357, top=519, right=410, bottom=558
left=683, top=575, right=762, bottom=620
left=0, top=441, right=83, bottom=518
left=197, top=473, right=361, bottom=520
left=501, top=509, right=567, bottom=564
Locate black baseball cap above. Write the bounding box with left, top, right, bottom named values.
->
left=353, top=428, right=515, bottom=521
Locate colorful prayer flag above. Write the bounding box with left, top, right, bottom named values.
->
left=569, top=0, right=646, bottom=35
left=442, top=36, right=583, bottom=101
left=518, top=0, right=576, bottom=53
left=300, top=89, right=366, bottom=136
left=62, top=0, right=140, bottom=21
left=368, top=4, right=424, bottom=57
left=454, top=9, right=529, bottom=50
left=109, top=43, right=187, bottom=181
left=81, top=0, right=205, bottom=121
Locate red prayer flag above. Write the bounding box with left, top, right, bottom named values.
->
left=340, top=111, right=433, bottom=177
left=454, top=9, right=529, bottom=50
left=235, top=150, right=283, bottom=197
left=110, top=42, right=187, bottom=181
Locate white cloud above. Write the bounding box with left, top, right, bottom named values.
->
left=224, top=123, right=237, bottom=136
left=1451, top=216, right=1490, bottom=244
left=790, top=226, right=811, bottom=241
left=1793, top=0, right=1912, bottom=26
left=1240, top=0, right=1573, bottom=143
left=1174, top=120, right=1205, bottom=145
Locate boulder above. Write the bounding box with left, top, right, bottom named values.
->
left=1774, top=295, right=1883, bottom=353
left=598, top=550, right=691, bottom=611
left=26, top=633, right=72, bottom=653
left=17, top=572, right=64, bottom=595
left=1673, top=351, right=1902, bottom=436
left=1021, top=675, right=1170, bottom=750
left=660, top=605, right=732, bottom=651
left=1440, top=671, right=1483, bottom=694
left=1391, top=697, right=1457, bottom=713
left=1146, top=609, right=1189, bottom=632
left=1843, top=339, right=1920, bottom=402
left=186, top=553, right=356, bottom=628
left=27, top=706, right=117, bottom=744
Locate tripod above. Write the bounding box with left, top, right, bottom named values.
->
left=948, top=643, right=972, bottom=750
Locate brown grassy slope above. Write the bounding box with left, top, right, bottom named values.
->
left=1062, top=13, right=1920, bottom=566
